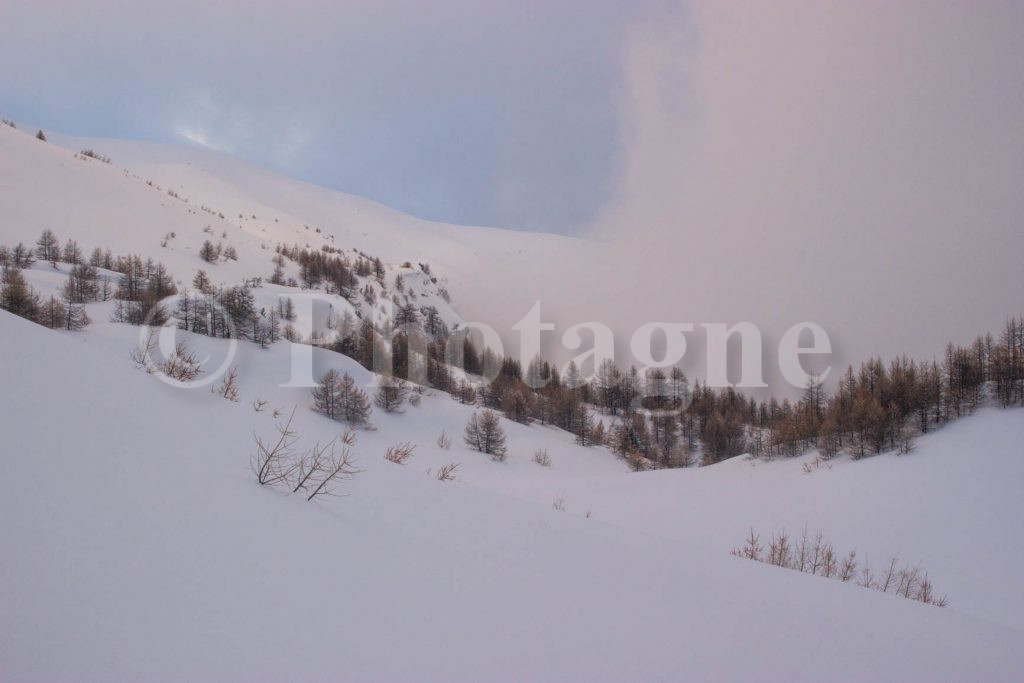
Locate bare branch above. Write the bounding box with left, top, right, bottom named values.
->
left=252, top=407, right=300, bottom=487
left=307, top=443, right=360, bottom=501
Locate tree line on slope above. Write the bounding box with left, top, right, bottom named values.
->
left=5, top=230, right=1021, bottom=472
left=320, top=308, right=1023, bottom=471
left=234, top=239, right=1024, bottom=470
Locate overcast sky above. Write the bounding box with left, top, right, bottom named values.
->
left=2, top=0, right=1022, bottom=378
left=590, top=0, right=1024, bottom=378
left=2, top=1, right=1021, bottom=238
left=0, top=0, right=662, bottom=233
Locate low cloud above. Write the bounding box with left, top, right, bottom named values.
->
left=585, top=0, right=1024, bottom=381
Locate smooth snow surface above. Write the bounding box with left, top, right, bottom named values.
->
left=2, top=311, right=1023, bottom=681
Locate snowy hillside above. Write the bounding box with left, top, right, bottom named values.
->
left=2, top=123, right=1024, bottom=680
left=2, top=311, right=1023, bottom=680
left=1, top=124, right=612, bottom=358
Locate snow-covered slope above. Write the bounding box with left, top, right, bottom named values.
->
left=0, top=126, right=266, bottom=288
left=3, top=123, right=1024, bottom=680
left=0, top=124, right=472, bottom=339
left=2, top=311, right=1023, bottom=680
left=538, top=409, right=1024, bottom=632
left=2, top=125, right=614, bottom=357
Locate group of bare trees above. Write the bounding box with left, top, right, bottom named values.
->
left=734, top=528, right=947, bottom=607
left=6, top=233, right=174, bottom=329
left=751, top=317, right=1024, bottom=463
left=283, top=243, right=364, bottom=295
left=0, top=230, right=100, bottom=331
left=199, top=239, right=237, bottom=264
left=0, top=266, right=42, bottom=323
left=174, top=277, right=289, bottom=348
left=566, top=317, right=1024, bottom=469
left=6, top=230, right=304, bottom=353
left=312, top=364, right=423, bottom=428
left=311, top=366, right=512, bottom=464
left=13, top=223, right=1012, bottom=478
left=312, top=370, right=373, bottom=427
left=272, top=241, right=610, bottom=457
left=106, top=258, right=174, bottom=327
left=252, top=409, right=360, bottom=499
left=443, top=355, right=601, bottom=451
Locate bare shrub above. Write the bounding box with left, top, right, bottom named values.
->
left=292, top=433, right=343, bottom=493
left=767, top=530, right=793, bottom=568
left=734, top=528, right=947, bottom=607
left=552, top=496, right=567, bottom=512
left=436, top=462, right=459, bottom=482
left=162, top=341, right=202, bottom=381
left=304, top=438, right=360, bottom=501
left=802, top=456, right=832, bottom=474
left=213, top=366, right=240, bottom=401
left=293, top=430, right=359, bottom=500
left=734, top=528, right=763, bottom=561
left=130, top=329, right=158, bottom=372
left=532, top=449, right=551, bottom=467
left=436, top=430, right=452, bottom=449
left=252, top=409, right=360, bottom=499
left=253, top=398, right=268, bottom=412
left=384, top=442, right=416, bottom=465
